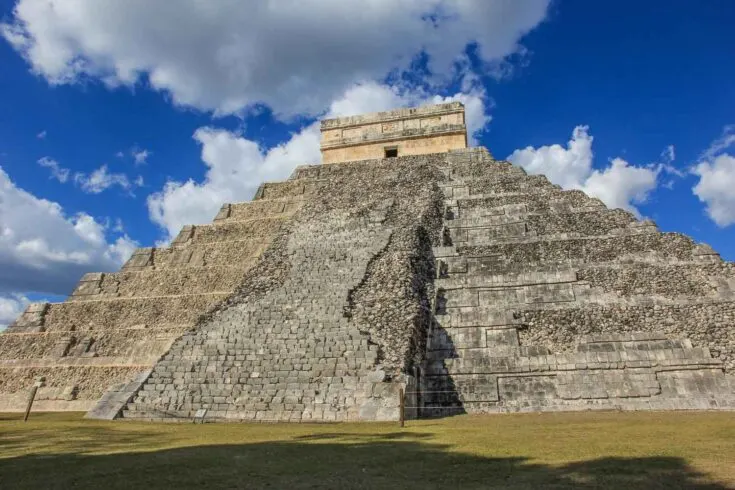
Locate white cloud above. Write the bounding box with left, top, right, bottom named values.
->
left=38, top=157, right=142, bottom=194
left=74, top=164, right=136, bottom=194
left=583, top=158, right=660, bottom=212
left=37, top=156, right=70, bottom=183
left=36, top=130, right=47, bottom=139
left=0, top=294, right=29, bottom=329
left=1, top=0, right=549, bottom=118
left=507, top=126, right=660, bottom=215
left=691, top=125, right=735, bottom=227
left=692, top=153, right=735, bottom=227
left=699, top=125, right=735, bottom=162
left=0, top=166, right=138, bottom=295
left=147, top=81, right=492, bottom=239
left=662, top=145, right=675, bottom=164
left=508, top=126, right=595, bottom=190
left=132, top=148, right=150, bottom=165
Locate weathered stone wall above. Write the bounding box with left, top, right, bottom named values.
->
left=424, top=147, right=735, bottom=415
left=519, top=302, right=735, bottom=373
left=577, top=263, right=734, bottom=298
left=322, top=133, right=466, bottom=164
left=461, top=233, right=702, bottom=267
left=320, top=102, right=467, bottom=164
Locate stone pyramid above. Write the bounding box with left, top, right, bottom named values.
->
left=1, top=102, right=733, bottom=420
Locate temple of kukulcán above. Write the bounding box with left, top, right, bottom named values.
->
left=2, top=102, right=734, bottom=421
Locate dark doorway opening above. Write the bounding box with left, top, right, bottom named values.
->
left=385, top=147, right=398, bottom=158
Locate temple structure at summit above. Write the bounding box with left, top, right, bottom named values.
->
left=1, top=102, right=733, bottom=420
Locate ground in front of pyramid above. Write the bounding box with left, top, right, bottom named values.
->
left=1, top=102, right=734, bottom=422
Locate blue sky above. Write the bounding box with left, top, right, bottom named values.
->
left=1, top=0, right=734, bottom=326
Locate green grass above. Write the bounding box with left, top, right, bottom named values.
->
left=1, top=411, right=734, bottom=489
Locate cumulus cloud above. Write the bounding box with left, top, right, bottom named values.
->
left=147, top=81, right=492, bottom=239
left=0, top=293, right=29, bottom=329
left=693, top=154, right=735, bottom=227
left=37, top=156, right=70, bottom=183
left=1, top=0, right=549, bottom=118
left=507, top=126, right=660, bottom=215
left=0, top=166, right=138, bottom=295
left=690, top=125, right=735, bottom=227
left=36, top=130, right=47, bottom=139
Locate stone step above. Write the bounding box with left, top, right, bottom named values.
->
left=445, top=210, right=642, bottom=245
left=450, top=232, right=715, bottom=267
left=213, top=198, right=302, bottom=223
left=456, top=189, right=605, bottom=215
left=69, top=267, right=248, bottom=301
left=252, top=179, right=322, bottom=200
left=170, top=217, right=286, bottom=247
left=35, top=293, right=229, bottom=332
left=0, top=365, right=148, bottom=411
left=425, top=348, right=720, bottom=376
left=0, top=325, right=185, bottom=360
left=121, top=239, right=266, bottom=270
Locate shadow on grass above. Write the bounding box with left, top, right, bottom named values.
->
left=0, top=429, right=729, bottom=490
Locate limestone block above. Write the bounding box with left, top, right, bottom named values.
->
left=6, top=302, right=48, bottom=333
left=455, top=374, right=499, bottom=402
left=486, top=328, right=519, bottom=348
left=171, top=225, right=195, bottom=246
left=557, top=371, right=660, bottom=400
left=521, top=283, right=575, bottom=304
left=213, top=204, right=231, bottom=221
left=452, top=308, right=518, bottom=328
left=478, top=288, right=522, bottom=306
left=658, top=369, right=734, bottom=397
left=498, top=376, right=558, bottom=403
left=121, top=248, right=154, bottom=270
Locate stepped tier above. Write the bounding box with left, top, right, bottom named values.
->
left=421, top=148, right=735, bottom=416
left=0, top=193, right=304, bottom=411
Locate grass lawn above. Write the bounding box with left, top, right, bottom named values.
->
left=1, top=411, right=734, bottom=489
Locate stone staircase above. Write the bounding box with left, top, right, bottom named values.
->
left=422, top=147, right=735, bottom=415
left=121, top=225, right=393, bottom=421
left=116, top=155, right=446, bottom=422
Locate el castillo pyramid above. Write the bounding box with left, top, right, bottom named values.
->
left=2, top=102, right=734, bottom=421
